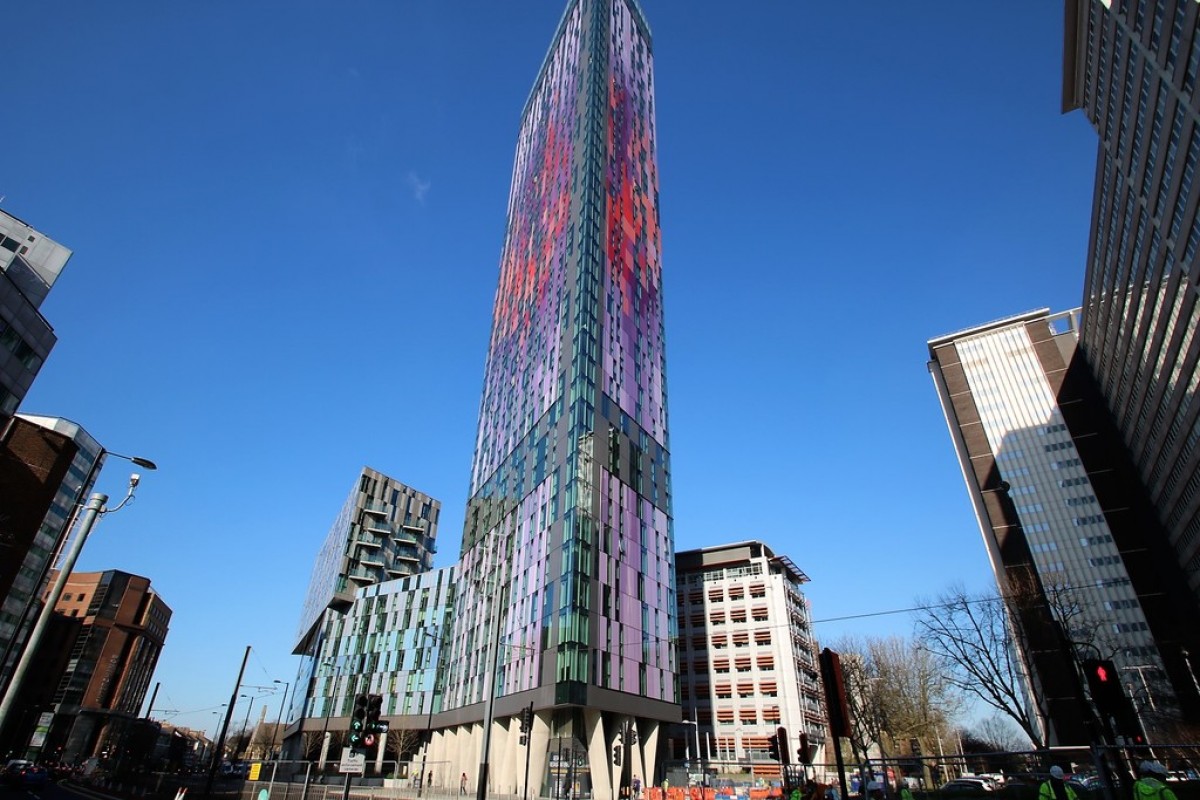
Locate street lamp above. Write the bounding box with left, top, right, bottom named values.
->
left=238, top=693, right=258, bottom=760
left=271, top=679, right=292, bottom=760
left=416, top=626, right=440, bottom=799
left=317, top=657, right=343, bottom=771
left=0, top=457, right=156, bottom=747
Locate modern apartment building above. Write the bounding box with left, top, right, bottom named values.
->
left=289, top=467, right=442, bottom=756
left=14, top=569, right=171, bottom=763
left=675, top=542, right=825, bottom=777
left=294, top=565, right=456, bottom=765
left=0, top=416, right=104, bottom=693
left=437, top=1, right=675, bottom=796
left=0, top=209, right=71, bottom=421
left=929, top=308, right=1199, bottom=742
left=1060, top=0, right=1200, bottom=723
left=294, top=467, right=440, bottom=659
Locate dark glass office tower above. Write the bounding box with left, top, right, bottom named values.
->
left=441, top=1, right=676, bottom=795
left=1063, top=0, right=1200, bottom=721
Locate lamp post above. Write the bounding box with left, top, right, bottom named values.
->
left=0, top=458, right=156, bottom=753
left=319, top=658, right=342, bottom=771
left=0, top=450, right=156, bottom=697
left=475, top=535, right=511, bottom=800
left=238, top=693, right=260, bottom=760
left=271, top=679, right=292, bottom=760
left=416, top=626, right=440, bottom=799
left=209, top=709, right=225, bottom=767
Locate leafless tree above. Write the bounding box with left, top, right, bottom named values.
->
left=974, top=715, right=1030, bottom=752
left=913, top=585, right=1045, bottom=749
left=833, top=636, right=960, bottom=767
left=385, top=726, right=422, bottom=761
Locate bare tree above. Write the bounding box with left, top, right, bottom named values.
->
left=833, top=636, right=960, bottom=766
left=913, top=586, right=1044, bottom=749
left=385, top=726, right=422, bottom=762
left=833, top=641, right=887, bottom=763
left=974, top=715, right=1030, bottom=752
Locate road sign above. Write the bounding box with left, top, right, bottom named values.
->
left=339, top=749, right=366, bottom=775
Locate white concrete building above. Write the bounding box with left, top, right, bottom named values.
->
left=675, top=541, right=825, bottom=777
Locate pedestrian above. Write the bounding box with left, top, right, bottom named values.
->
left=867, top=781, right=885, bottom=800
left=1134, top=761, right=1177, bottom=800
left=1038, top=766, right=1078, bottom=800
left=461, top=772, right=468, bottom=795
left=662, top=778, right=670, bottom=800
left=634, top=775, right=643, bottom=798
left=428, top=771, right=434, bottom=789
left=897, top=782, right=915, bottom=800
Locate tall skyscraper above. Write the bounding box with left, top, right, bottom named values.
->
left=0, top=210, right=71, bottom=421
left=1061, top=0, right=1200, bottom=723
left=1063, top=1, right=1200, bottom=607
left=441, top=1, right=675, bottom=795
left=929, top=308, right=1200, bottom=742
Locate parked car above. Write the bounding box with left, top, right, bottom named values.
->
left=4, top=762, right=49, bottom=788
left=940, top=779, right=995, bottom=794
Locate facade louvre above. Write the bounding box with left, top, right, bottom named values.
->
left=438, top=0, right=676, bottom=796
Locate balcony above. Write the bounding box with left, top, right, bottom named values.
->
left=358, top=554, right=385, bottom=568
left=346, top=566, right=376, bottom=582
left=357, top=533, right=385, bottom=548
left=362, top=500, right=390, bottom=516
left=364, top=518, right=393, bottom=535
left=400, top=520, right=425, bottom=532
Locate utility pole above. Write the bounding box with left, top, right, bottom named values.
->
left=205, top=646, right=251, bottom=797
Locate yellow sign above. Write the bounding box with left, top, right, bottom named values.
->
left=249, top=763, right=262, bottom=781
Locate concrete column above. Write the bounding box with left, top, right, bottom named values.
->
left=586, top=710, right=614, bottom=800
left=527, top=710, right=551, bottom=800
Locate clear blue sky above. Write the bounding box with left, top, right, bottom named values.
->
left=9, top=1, right=1096, bottom=737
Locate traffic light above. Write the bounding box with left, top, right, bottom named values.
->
left=349, top=692, right=369, bottom=751
left=367, top=694, right=383, bottom=730
left=798, top=733, right=812, bottom=765
left=519, top=703, right=533, bottom=745
left=819, top=648, right=852, bottom=739
left=626, top=721, right=638, bottom=745
left=1082, top=659, right=1142, bottom=742
left=776, top=726, right=791, bottom=766
left=768, top=732, right=781, bottom=761
left=613, top=744, right=622, bottom=766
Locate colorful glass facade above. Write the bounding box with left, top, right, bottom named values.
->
left=448, top=0, right=675, bottom=719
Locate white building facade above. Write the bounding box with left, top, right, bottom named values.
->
left=675, top=541, right=825, bottom=776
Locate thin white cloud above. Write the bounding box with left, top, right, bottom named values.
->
left=407, top=172, right=432, bottom=204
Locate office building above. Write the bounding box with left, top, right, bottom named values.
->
left=929, top=308, right=1199, bottom=743
left=1061, top=0, right=1200, bottom=722
left=0, top=210, right=71, bottom=421
left=0, top=416, right=104, bottom=693
left=675, top=542, right=825, bottom=775
left=12, top=569, right=171, bottom=763
left=437, top=1, right=675, bottom=796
